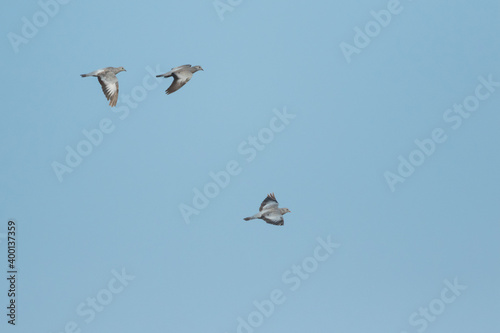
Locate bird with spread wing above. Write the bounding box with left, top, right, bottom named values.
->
left=156, top=64, right=203, bottom=95
left=243, top=193, right=291, bottom=226
left=81, top=66, right=126, bottom=107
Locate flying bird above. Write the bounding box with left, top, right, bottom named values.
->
left=243, top=193, right=291, bottom=226
left=156, top=64, right=203, bottom=95
left=81, top=67, right=126, bottom=107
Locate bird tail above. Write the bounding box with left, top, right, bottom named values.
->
left=243, top=216, right=255, bottom=221
left=80, top=74, right=88, bottom=77
left=156, top=71, right=173, bottom=78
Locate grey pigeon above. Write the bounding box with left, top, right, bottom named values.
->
left=81, top=67, right=126, bottom=107
left=243, top=193, right=291, bottom=226
left=156, top=64, right=203, bottom=95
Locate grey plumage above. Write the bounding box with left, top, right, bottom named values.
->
left=156, top=64, right=203, bottom=95
left=243, top=193, right=291, bottom=226
left=81, top=67, right=126, bottom=107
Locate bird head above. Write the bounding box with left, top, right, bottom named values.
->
left=193, top=65, right=204, bottom=72
left=118, top=67, right=126, bottom=73
left=282, top=208, right=291, bottom=215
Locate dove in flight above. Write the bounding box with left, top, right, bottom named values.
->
left=156, top=64, right=203, bottom=95
left=243, top=193, right=291, bottom=226
left=81, top=66, right=126, bottom=107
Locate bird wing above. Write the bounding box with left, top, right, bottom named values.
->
left=259, top=193, right=279, bottom=211
left=262, top=212, right=284, bottom=226
left=166, top=70, right=192, bottom=95
left=97, top=72, right=119, bottom=107
left=171, top=64, right=191, bottom=71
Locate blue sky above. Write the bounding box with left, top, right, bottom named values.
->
left=1, top=0, right=500, bottom=332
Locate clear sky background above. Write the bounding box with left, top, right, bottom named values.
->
left=1, top=0, right=499, bottom=332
